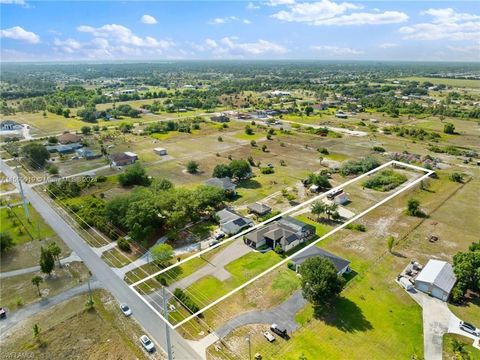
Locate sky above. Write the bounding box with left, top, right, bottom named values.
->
left=0, top=0, right=479, bottom=62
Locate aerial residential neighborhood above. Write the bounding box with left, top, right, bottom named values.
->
left=0, top=1, right=479, bottom=360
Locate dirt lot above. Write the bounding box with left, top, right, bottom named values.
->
left=0, top=289, right=164, bottom=360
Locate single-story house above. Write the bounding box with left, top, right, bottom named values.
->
left=75, top=148, right=101, bottom=160
left=205, top=177, right=237, bottom=195
left=0, top=120, right=22, bottom=131
left=216, top=208, right=254, bottom=235
left=46, top=143, right=83, bottom=154
left=110, top=152, right=137, bottom=166
left=211, top=115, right=230, bottom=123
left=57, top=132, right=82, bottom=144
left=292, top=247, right=351, bottom=275
left=244, top=216, right=315, bottom=252
left=247, top=203, right=272, bottom=216
left=154, top=147, right=167, bottom=156
left=414, top=259, right=457, bottom=301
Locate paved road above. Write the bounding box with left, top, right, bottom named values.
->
left=0, top=252, right=81, bottom=278
left=216, top=291, right=305, bottom=339
left=0, top=279, right=102, bottom=338
left=0, top=159, right=201, bottom=360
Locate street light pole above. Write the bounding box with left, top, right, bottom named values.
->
left=246, top=334, right=252, bottom=360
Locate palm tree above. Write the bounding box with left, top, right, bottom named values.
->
left=311, top=201, right=326, bottom=221
left=31, top=275, right=43, bottom=297
left=325, top=203, right=338, bottom=220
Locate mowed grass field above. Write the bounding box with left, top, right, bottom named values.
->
left=401, top=76, right=480, bottom=89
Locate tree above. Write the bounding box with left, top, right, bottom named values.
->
left=47, top=242, right=62, bottom=267
left=0, top=232, right=13, bottom=253
left=33, top=324, right=40, bottom=338
left=262, top=144, right=267, bottom=152
left=311, top=201, right=326, bottom=221
left=229, top=159, right=252, bottom=180
left=186, top=160, right=199, bottom=174
left=449, top=172, right=464, bottom=183
left=245, top=125, right=254, bottom=135
left=387, top=235, right=395, bottom=253
left=118, top=163, right=150, bottom=187
left=151, top=243, right=174, bottom=267
left=453, top=246, right=480, bottom=296
left=443, top=122, right=455, bottom=134
left=47, top=164, right=59, bottom=175
left=305, top=106, right=314, bottom=116
left=212, top=164, right=233, bottom=178
left=306, top=173, right=331, bottom=190
left=406, top=198, right=422, bottom=217
left=325, top=203, right=338, bottom=220
left=299, top=257, right=344, bottom=315
left=22, top=143, right=50, bottom=169
left=31, top=275, right=43, bottom=297
left=81, top=126, right=92, bottom=135
left=39, top=246, right=55, bottom=275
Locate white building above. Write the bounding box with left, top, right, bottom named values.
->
left=414, top=259, right=456, bottom=301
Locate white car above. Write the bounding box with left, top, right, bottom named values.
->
left=120, top=303, right=132, bottom=316
left=263, top=331, right=275, bottom=342
left=459, top=321, right=480, bottom=337
left=140, top=335, right=155, bottom=352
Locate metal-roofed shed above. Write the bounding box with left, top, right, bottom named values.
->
left=414, top=259, right=457, bottom=301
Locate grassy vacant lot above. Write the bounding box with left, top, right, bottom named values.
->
left=401, top=76, right=480, bottom=89
left=0, top=290, right=158, bottom=360
left=0, top=261, right=90, bottom=311
left=0, top=204, right=70, bottom=272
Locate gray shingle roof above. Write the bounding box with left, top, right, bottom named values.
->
left=292, top=247, right=350, bottom=273
left=205, top=177, right=236, bottom=191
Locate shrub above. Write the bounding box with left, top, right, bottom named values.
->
left=363, top=170, right=407, bottom=191
left=117, top=238, right=131, bottom=252
left=318, top=148, right=329, bottom=155
left=449, top=172, right=464, bottom=183
left=260, top=167, right=275, bottom=174
left=287, top=262, right=296, bottom=271
left=173, top=288, right=200, bottom=314
left=339, top=157, right=380, bottom=177
left=345, top=223, right=366, bottom=232
left=372, top=146, right=385, bottom=153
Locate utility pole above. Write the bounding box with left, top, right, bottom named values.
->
left=246, top=334, right=252, bottom=360
left=14, top=160, right=30, bottom=221
left=162, top=286, right=174, bottom=360
left=87, top=271, right=93, bottom=303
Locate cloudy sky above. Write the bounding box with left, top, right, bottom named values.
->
left=1, top=0, right=479, bottom=62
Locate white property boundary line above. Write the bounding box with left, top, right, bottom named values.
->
left=130, top=160, right=434, bottom=329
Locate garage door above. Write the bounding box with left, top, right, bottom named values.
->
left=432, top=287, right=446, bottom=301
left=415, top=282, right=430, bottom=293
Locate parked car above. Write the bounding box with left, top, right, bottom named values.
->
left=263, top=331, right=275, bottom=342
left=459, top=321, right=480, bottom=337
left=140, top=335, right=155, bottom=352
left=214, top=232, right=225, bottom=240
left=209, top=239, right=220, bottom=247
left=0, top=307, right=6, bottom=319
left=120, top=303, right=132, bottom=316
left=270, top=323, right=287, bottom=338
left=399, top=277, right=414, bottom=291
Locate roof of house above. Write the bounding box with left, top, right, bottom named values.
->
left=57, top=132, right=82, bottom=144
left=245, top=217, right=311, bottom=246
left=1, top=120, right=21, bottom=126
left=205, top=177, right=236, bottom=191
left=247, top=202, right=272, bottom=214
left=46, top=143, right=83, bottom=153
left=292, top=247, right=350, bottom=273
left=278, top=216, right=315, bottom=233
left=216, top=208, right=253, bottom=234
left=110, top=152, right=136, bottom=162
left=415, top=260, right=457, bottom=293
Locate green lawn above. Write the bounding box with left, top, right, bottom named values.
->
left=443, top=334, right=480, bottom=360
left=233, top=132, right=266, bottom=141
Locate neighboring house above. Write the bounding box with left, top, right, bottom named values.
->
left=414, top=259, right=457, bottom=301
left=46, top=143, right=83, bottom=154
left=57, top=132, right=82, bottom=144
left=292, top=247, right=351, bottom=275
left=154, top=147, right=167, bottom=156
left=244, top=216, right=315, bottom=252
left=211, top=115, right=230, bottom=123
left=75, top=148, right=101, bottom=160
left=216, top=208, right=254, bottom=235
left=334, top=192, right=349, bottom=205
left=0, top=120, right=22, bottom=131
left=110, top=152, right=137, bottom=166
left=205, top=177, right=237, bottom=195
left=335, top=111, right=348, bottom=119
left=247, top=202, right=272, bottom=216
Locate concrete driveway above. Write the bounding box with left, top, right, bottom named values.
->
left=404, top=286, right=480, bottom=360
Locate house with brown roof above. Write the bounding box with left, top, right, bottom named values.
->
left=110, top=152, right=137, bottom=166
left=57, top=132, right=82, bottom=144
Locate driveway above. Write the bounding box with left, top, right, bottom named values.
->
left=404, top=286, right=480, bottom=360
left=167, top=239, right=252, bottom=292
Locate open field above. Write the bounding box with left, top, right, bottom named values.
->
left=0, top=289, right=160, bottom=360
left=0, top=203, right=70, bottom=272
left=0, top=261, right=90, bottom=311
left=401, top=76, right=480, bottom=89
